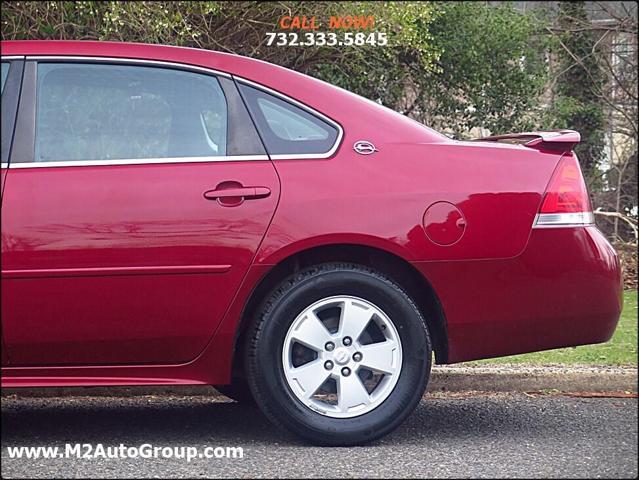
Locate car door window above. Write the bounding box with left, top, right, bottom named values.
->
left=35, top=63, right=228, bottom=162
left=238, top=83, right=339, bottom=156
left=1, top=62, right=9, bottom=93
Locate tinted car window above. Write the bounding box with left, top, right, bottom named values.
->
left=238, top=83, right=339, bottom=156
left=35, top=63, right=228, bottom=162
left=1, top=62, right=9, bottom=93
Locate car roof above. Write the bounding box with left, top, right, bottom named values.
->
left=1, top=40, right=306, bottom=85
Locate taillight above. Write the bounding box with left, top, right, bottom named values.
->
left=535, top=154, right=594, bottom=227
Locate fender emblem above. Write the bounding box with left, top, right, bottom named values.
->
left=353, top=141, right=378, bottom=155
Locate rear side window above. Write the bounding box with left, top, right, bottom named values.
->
left=1, top=62, right=9, bottom=93
left=238, top=83, right=339, bottom=156
left=35, top=63, right=228, bottom=162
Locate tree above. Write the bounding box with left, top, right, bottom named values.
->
left=416, top=2, right=549, bottom=138
left=545, top=1, right=607, bottom=182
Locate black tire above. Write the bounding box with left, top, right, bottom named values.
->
left=245, top=262, right=432, bottom=446
left=214, top=379, right=255, bottom=403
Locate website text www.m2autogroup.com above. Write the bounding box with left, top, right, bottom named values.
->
left=5, top=443, right=244, bottom=462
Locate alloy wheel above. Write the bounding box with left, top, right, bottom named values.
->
left=282, top=295, right=403, bottom=418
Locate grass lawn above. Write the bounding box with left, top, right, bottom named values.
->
left=467, top=290, right=638, bottom=366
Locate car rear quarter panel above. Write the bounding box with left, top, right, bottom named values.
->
left=256, top=142, right=562, bottom=264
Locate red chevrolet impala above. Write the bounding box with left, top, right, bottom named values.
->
left=0, top=41, right=622, bottom=445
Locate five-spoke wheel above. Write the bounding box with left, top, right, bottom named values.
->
left=245, top=263, right=432, bottom=446
left=283, top=296, right=402, bottom=418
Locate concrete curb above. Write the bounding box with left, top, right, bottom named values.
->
left=428, top=364, right=638, bottom=393
left=2, top=365, right=636, bottom=398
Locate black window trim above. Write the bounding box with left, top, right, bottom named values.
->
left=8, top=56, right=270, bottom=168
left=1, top=57, right=25, bottom=167
left=233, top=77, right=343, bottom=160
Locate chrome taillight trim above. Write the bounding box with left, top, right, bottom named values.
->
left=533, top=212, right=595, bottom=228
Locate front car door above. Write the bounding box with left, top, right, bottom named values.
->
left=0, top=58, right=279, bottom=365
left=1, top=57, right=25, bottom=366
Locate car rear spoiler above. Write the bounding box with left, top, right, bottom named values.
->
left=472, top=129, right=580, bottom=153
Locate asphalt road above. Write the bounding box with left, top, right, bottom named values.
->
left=1, top=392, right=637, bottom=478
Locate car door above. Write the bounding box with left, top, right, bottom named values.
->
left=1, top=57, right=25, bottom=366
left=0, top=59, right=279, bottom=366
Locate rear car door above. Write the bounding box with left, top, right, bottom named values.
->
left=0, top=58, right=279, bottom=366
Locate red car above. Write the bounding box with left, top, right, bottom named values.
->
left=0, top=41, right=622, bottom=445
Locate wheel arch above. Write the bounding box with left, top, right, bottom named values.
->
left=231, top=243, right=449, bottom=381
